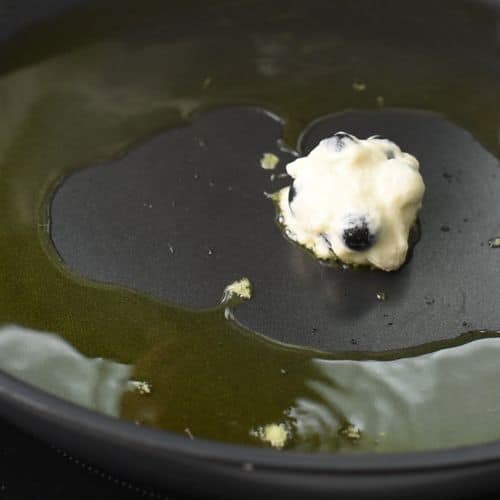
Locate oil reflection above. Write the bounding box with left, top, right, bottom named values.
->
left=289, top=336, right=500, bottom=452
left=0, top=324, right=132, bottom=416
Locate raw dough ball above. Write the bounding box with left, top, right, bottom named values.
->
left=278, top=132, right=425, bottom=271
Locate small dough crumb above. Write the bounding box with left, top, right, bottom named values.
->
left=488, top=237, right=500, bottom=248
left=222, top=277, right=253, bottom=302
left=352, top=81, right=367, bottom=92
left=253, top=423, right=290, bottom=449
left=260, top=152, right=280, bottom=170
left=128, top=380, right=152, bottom=395
left=340, top=424, right=362, bottom=440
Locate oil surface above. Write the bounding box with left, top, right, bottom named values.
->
left=0, top=0, right=500, bottom=452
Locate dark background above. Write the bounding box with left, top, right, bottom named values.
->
left=0, top=418, right=167, bottom=500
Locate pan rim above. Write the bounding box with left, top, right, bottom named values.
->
left=2, top=368, right=500, bottom=476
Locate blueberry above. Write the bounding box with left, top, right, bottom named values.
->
left=342, top=216, right=376, bottom=251
left=288, top=182, right=297, bottom=206
left=385, top=149, right=395, bottom=160
left=322, top=132, right=357, bottom=152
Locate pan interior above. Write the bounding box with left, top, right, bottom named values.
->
left=1, top=0, right=500, bottom=452
left=51, top=107, right=500, bottom=351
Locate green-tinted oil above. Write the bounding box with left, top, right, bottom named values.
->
left=0, top=0, right=500, bottom=452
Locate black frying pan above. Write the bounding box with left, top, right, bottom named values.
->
left=1, top=1, right=500, bottom=498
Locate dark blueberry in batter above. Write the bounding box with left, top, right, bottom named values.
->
left=342, top=217, right=376, bottom=251
left=288, top=182, right=297, bottom=206
left=334, top=132, right=357, bottom=150
left=326, top=132, right=357, bottom=152
left=385, top=149, right=395, bottom=160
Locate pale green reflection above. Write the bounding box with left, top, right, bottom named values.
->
left=0, top=324, right=132, bottom=416
left=289, top=337, right=500, bottom=452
